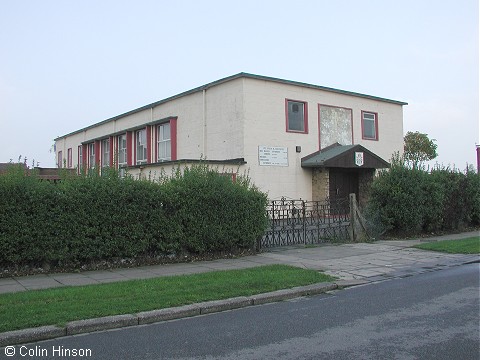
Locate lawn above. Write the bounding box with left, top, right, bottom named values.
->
left=413, top=236, right=480, bottom=254
left=0, top=264, right=335, bottom=333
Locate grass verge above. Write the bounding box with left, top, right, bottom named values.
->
left=0, top=264, right=334, bottom=333
left=413, top=236, right=480, bottom=254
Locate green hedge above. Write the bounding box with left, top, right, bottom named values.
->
left=0, top=163, right=268, bottom=267
left=367, top=158, right=480, bottom=235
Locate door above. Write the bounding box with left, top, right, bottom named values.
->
left=329, top=169, right=359, bottom=202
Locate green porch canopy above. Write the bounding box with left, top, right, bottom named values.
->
left=301, top=143, right=390, bottom=169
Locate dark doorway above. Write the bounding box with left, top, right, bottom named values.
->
left=329, top=169, right=359, bottom=202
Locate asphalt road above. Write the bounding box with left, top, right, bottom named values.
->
left=3, top=263, right=479, bottom=360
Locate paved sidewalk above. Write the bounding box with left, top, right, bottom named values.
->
left=0, top=231, right=478, bottom=294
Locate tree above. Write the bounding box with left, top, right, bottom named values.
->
left=403, top=131, right=438, bottom=168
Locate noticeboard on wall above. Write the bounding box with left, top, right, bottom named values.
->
left=258, top=146, right=288, bottom=166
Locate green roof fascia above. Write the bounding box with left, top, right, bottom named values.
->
left=240, top=73, right=408, bottom=106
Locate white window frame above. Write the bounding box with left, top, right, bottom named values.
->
left=157, top=123, right=171, bottom=162
left=67, top=148, right=72, bottom=168
left=88, top=143, right=95, bottom=168
left=362, top=111, right=378, bottom=140
left=101, top=138, right=110, bottom=168
left=136, top=129, right=147, bottom=165
left=117, top=134, right=127, bottom=168
left=78, top=145, right=83, bottom=173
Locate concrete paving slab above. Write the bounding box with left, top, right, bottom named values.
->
left=46, top=273, right=86, bottom=279
left=15, top=277, right=61, bottom=288
left=0, top=278, right=20, bottom=286
left=0, top=284, right=26, bottom=294
left=54, top=278, right=100, bottom=286
left=84, top=272, right=126, bottom=281
left=22, top=283, right=64, bottom=291
left=199, top=262, right=245, bottom=270
left=160, top=267, right=213, bottom=276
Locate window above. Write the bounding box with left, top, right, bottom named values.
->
left=220, top=172, right=237, bottom=182
left=58, top=151, right=63, bottom=168
left=101, top=138, right=110, bottom=167
left=67, top=148, right=72, bottom=168
left=157, top=123, right=171, bottom=161
left=88, top=143, right=95, bottom=168
left=136, top=129, right=147, bottom=165
left=362, top=111, right=378, bottom=140
left=286, top=100, right=308, bottom=133
left=118, top=134, right=127, bottom=167
left=78, top=145, right=83, bottom=173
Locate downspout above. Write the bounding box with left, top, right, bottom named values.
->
left=203, top=89, right=207, bottom=157
left=476, top=144, right=480, bottom=173
left=151, top=107, right=154, bottom=163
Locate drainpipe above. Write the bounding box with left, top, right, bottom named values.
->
left=477, top=144, right=480, bottom=173
left=203, top=89, right=207, bottom=157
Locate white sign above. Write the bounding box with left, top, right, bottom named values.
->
left=258, top=146, right=288, bottom=166
left=355, top=152, right=364, bottom=167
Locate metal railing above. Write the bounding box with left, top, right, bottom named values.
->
left=260, top=197, right=350, bottom=249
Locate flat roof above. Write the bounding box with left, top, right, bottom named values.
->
left=55, top=72, right=408, bottom=140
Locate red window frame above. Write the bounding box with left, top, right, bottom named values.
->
left=361, top=111, right=379, bottom=141
left=285, top=99, right=308, bottom=134
left=154, top=118, right=178, bottom=162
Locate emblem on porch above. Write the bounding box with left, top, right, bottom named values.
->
left=355, top=152, right=364, bottom=167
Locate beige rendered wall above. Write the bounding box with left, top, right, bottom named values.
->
left=126, top=162, right=245, bottom=182
left=55, top=76, right=403, bottom=202
left=242, top=77, right=404, bottom=200
left=55, top=78, right=245, bottom=169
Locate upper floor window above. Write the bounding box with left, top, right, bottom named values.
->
left=101, top=138, right=110, bottom=167
left=362, top=111, right=378, bottom=140
left=286, top=99, right=308, bottom=133
left=136, top=129, right=147, bottom=165
left=157, top=123, right=171, bottom=161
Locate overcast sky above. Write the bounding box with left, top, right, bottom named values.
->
left=1, top=0, right=478, bottom=169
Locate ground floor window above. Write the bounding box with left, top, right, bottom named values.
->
left=67, top=148, right=72, bottom=168
left=136, top=129, right=147, bottom=165
left=78, top=145, right=83, bottom=173
left=88, top=143, right=95, bottom=168
left=101, top=138, right=110, bottom=167
left=118, top=134, right=127, bottom=167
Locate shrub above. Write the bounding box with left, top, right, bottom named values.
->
left=162, top=164, right=268, bottom=253
left=368, top=157, right=480, bottom=235
left=0, top=163, right=268, bottom=268
left=368, top=157, right=425, bottom=234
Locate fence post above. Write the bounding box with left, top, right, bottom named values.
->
left=302, top=200, right=306, bottom=245
left=349, top=193, right=356, bottom=242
